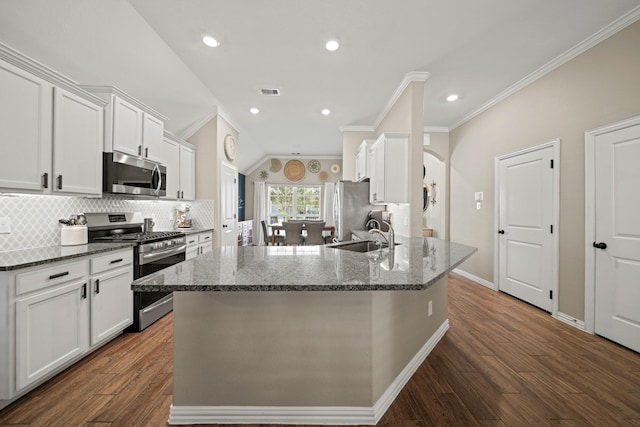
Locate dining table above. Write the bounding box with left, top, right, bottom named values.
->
left=269, top=222, right=335, bottom=244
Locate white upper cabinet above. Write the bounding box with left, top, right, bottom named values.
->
left=0, top=45, right=105, bottom=195
left=52, top=87, right=103, bottom=195
left=81, top=86, right=166, bottom=164
left=0, top=60, right=52, bottom=192
left=142, top=113, right=164, bottom=164
left=369, top=133, right=409, bottom=204
left=355, top=139, right=374, bottom=182
left=112, top=96, right=143, bottom=157
left=160, top=132, right=196, bottom=200
left=179, top=144, right=195, bottom=200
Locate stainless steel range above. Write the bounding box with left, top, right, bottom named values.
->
left=86, top=212, right=186, bottom=331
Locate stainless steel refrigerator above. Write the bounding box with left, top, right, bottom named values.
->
left=333, top=180, right=373, bottom=241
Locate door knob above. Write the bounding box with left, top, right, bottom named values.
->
left=593, top=242, right=607, bottom=249
left=223, top=224, right=228, bottom=228
left=498, top=230, right=505, bottom=234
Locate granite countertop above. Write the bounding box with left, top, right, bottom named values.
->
left=132, top=237, right=476, bottom=292
left=0, top=243, right=135, bottom=271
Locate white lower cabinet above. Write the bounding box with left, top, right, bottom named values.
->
left=186, top=231, right=213, bottom=260
left=15, top=276, right=89, bottom=390
left=0, top=249, right=133, bottom=401
left=89, top=250, right=133, bottom=347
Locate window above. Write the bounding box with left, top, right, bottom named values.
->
left=268, top=185, right=321, bottom=222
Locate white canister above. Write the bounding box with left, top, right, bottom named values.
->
left=60, top=225, right=88, bottom=246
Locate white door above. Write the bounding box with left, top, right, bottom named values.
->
left=220, top=162, right=237, bottom=246
left=497, top=145, right=555, bottom=312
left=593, top=124, right=640, bottom=353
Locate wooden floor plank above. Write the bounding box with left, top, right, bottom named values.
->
left=1, top=272, right=639, bottom=426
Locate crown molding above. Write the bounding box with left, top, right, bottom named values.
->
left=339, top=125, right=375, bottom=133
left=423, top=126, right=449, bottom=133
left=373, top=71, right=430, bottom=130
left=163, top=130, right=195, bottom=149
left=450, top=5, right=640, bottom=130
left=179, top=109, right=218, bottom=141
left=80, top=85, right=167, bottom=120
left=0, top=42, right=106, bottom=106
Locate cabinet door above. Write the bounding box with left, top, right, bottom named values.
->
left=371, top=141, right=385, bottom=203
left=198, top=243, right=213, bottom=256
left=142, top=113, right=164, bottom=164
left=160, top=137, right=180, bottom=200
left=90, top=267, right=133, bottom=346
left=179, top=145, right=195, bottom=200
left=0, top=60, right=52, bottom=192
left=52, top=88, right=103, bottom=195
left=112, top=97, right=142, bottom=157
left=355, top=148, right=365, bottom=181
left=15, top=279, right=89, bottom=390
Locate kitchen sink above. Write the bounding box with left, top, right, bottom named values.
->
left=328, top=241, right=399, bottom=253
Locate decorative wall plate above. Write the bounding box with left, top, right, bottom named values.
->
left=260, top=170, right=269, bottom=180
left=307, top=159, right=321, bottom=173
left=319, top=171, right=329, bottom=181
left=284, top=159, right=306, bottom=182
left=269, top=158, right=282, bottom=172
left=330, top=163, right=341, bottom=174
left=223, top=134, right=236, bottom=161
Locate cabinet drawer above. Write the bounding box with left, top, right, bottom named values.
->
left=16, top=260, right=88, bottom=296
left=90, top=250, right=132, bottom=275
left=198, top=232, right=212, bottom=244
left=185, top=235, right=199, bottom=247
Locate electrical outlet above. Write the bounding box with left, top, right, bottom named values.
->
left=428, top=300, right=433, bottom=317
left=0, top=217, right=11, bottom=234
left=476, top=202, right=481, bottom=210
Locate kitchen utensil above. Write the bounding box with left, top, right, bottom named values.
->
left=76, top=214, right=87, bottom=225
left=143, top=218, right=155, bottom=233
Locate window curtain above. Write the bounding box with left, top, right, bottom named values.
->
left=322, top=182, right=335, bottom=225
left=253, top=181, right=267, bottom=245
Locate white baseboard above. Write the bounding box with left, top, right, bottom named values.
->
left=451, top=268, right=496, bottom=290
left=554, top=312, right=587, bottom=332
left=372, top=319, right=449, bottom=423
left=168, top=320, right=450, bottom=425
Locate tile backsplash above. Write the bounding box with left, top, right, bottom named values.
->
left=0, top=195, right=214, bottom=252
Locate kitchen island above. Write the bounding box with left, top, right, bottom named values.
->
left=132, top=237, right=475, bottom=425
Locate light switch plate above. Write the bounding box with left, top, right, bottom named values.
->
left=474, top=192, right=484, bottom=202
left=0, top=217, right=11, bottom=234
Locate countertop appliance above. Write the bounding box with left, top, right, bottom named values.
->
left=103, top=152, right=167, bottom=197
left=86, top=212, right=186, bottom=331
left=333, top=180, right=373, bottom=241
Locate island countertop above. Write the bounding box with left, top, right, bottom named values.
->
left=132, top=237, right=476, bottom=292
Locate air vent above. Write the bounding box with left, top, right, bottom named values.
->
left=260, top=88, right=280, bottom=96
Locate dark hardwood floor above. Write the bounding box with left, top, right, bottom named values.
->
left=1, top=273, right=639, bottom=426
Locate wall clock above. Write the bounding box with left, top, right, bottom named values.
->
left=224, top=134, right=237, bottom=161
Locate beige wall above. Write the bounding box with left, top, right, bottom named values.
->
left=189, top=114, right=239, bottom=246
left=450, top=21, right=640, bottom=320
left=244, top=157, right=343, bottom=221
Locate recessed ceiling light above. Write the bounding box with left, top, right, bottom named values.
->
left=202, top=35, right=219, bottom=47
left=446, top=94, right=459, bottom=102
left=250, top=107, right=260, bottom=114
left=325, top=40, right=339, bottom=51
left=321, top=109, right=331, bottom=116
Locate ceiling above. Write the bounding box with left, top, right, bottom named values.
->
left=1, top=0, right=639, bottom=173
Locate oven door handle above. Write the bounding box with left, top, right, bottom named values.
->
left=139, top=244, right=187, bottom=265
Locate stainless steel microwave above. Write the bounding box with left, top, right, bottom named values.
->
left=103, top=152, right=166, bottom=197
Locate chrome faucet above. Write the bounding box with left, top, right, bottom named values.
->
left=365, top=218, right=380, bottom=230
left=368, top=220, right=394, bottom=250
